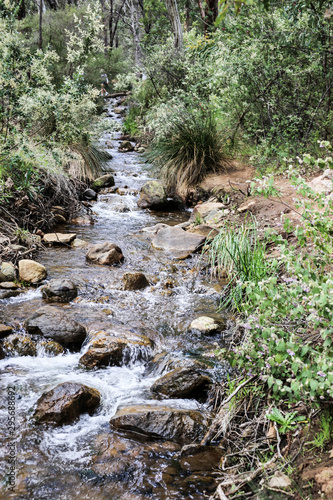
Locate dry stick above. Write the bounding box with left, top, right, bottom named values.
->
left=215, top=484, right=229, bottom=500
left=217, top=454, right=277, bottom=491
left=201, top=376, right=256, bottom=445
left=274, top=422, right=283, bottom=459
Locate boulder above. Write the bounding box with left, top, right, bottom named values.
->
left=92, top=174, right=115, bottom=191
left=151, top=367, right=212, bottom=401
left=190, top=316, right=220, bottom=334
left=0, top=281, right=20, bottom=289
left=145, top=353, right=209, bottom=377
left=18, top=259, right=47, bottom=284
left=3, top=334, right=37, bottom=356
left=86, top=242, right=124, bottom=266
left=82, top=188, right=97, bottom=201
left=43, top=233, right=77, bottom=245
left=33, top=382, right=100, bottom=426
left=25, top=306, right=86, bottom=347
left=0, top=262, right=16, bottom=282
left=41, top=279, right=78, bottom=303
left=110, top=405, right=206, bottom=444
left=39, top=340, right=65, bottom=356
left=122, top=272, right=149, bottom=291
left=79, top=328, right=152, bottom=369
left=189, top=202, right=226, bottom=223
left=118, top=141, right=134, bottom=152
left=151, top=226, right=205, bottom=259
left=137, top=181, right=167, bottom=210
left=0, top=324, right=13, bottom=338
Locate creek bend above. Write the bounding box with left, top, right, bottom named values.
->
left=0, top=98, right=228, bottom=500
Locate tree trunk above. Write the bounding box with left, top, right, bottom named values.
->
left=100, top=0, right=109, bottom=53
left=164, top=0, right=183, bottom=50
left=39, top=0, right=43, bottom=50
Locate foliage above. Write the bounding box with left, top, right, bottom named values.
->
left=308, top=410, right=333, bottom=450
left=145, top=107, right=229, bottom=193
left=266, top=407, right=307, bottom=434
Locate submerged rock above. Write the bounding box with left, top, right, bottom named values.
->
left=3, top=334, right=37, bottom=356
left=39, top=340, right=65, bottom=356
left=43, top=233, right=77, bottom=245
left=86, top=242, right=124, bottom=266
left=79, top=328, right=153, bottom=369
left=33, top=382, right=100, bottom=426
left=110, top=405, right=207, bottom=444
left=0, top=262, right=16, bottom=282
left=42, top=279, right=78, bottom=303
left=18, top=259, right=47, bottom=284
left=122, top=272, right=149, bottom=291
left=72, top=238, right=89, bottom=248
left=118, top=141, right=135, bottom=152
left=190, top=316, right=220, bottom=334
left=151, top=367, right=212, bottom=401
left=152, top=226, right=205, bottom=259
left=25, top=305, right=86, bottom=347
left=137, top=181, right=167, bottom=209
left=92, top=174, right=115, bottom=191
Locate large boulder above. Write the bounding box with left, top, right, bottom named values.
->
left=92, top=174, right=115, bottom=191
left=151, top=367, right=212, bottom=401
left=151, top=226, right=205, bottom=259
left=41, top=279, right=78, bottom=303
left=33, top=382, right=100, bottom=426
left=86, top=242, right=124, bottom=266
left=25, top=306, right=86, bottom=347
left=79, top=328, right=153, bottom=369
left=18, top=259, right=47, bottom=284
left=137, top=181, right=167, bottom=210
left=43, top=233, right=77, bottom=245
left=3, top=334, right=37, bottom=356
left=110, top=405, right=207, bottom=444
left=122, top=272, right=149, bottom=291
left=0, top=262, right=16, bottom=282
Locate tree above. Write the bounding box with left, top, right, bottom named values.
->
left=164, top=0, right=183, bottom=49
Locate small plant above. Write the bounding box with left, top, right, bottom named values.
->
left=266, top=408, right=307, bottom=434
left=308, top=411, right=333, bottom=451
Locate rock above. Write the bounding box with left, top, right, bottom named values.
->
left=72, top=238, right=89, bottom=248
left=39, top=340, right=65, bottom=356
left=18, top=259, right=47, bottom=284
left=42, top=279, right=78, bottom=303
left=151, top=367, right=212, bottom=401
left=179, top=444, right=223, bottom=472
left=308, top=169, right=333, bottom=194
left=86, top=242, right=124, bottom=266
left=123, top=272, right=149, bottom=291
left=25, top=306, right=86, bottom=347
left=33, top=382, right=100, bottom=426
left=0, top=262, right=16, bottom=282
left=111, top=202, right=130, bottom=213
left=137, top=181, right=167, bottom=209
left=140, top=223, right=170, bottom=236
left=118, top=141, right=135, bottom=152
left=82, top=188, right=97, bottom=201
left=0, top=324, right=13, bottom=338
left=188, top=225, right=219, bottom=239
left=238, top=199, right=256, bottom=213
left=190, top=316, right=220, bottom=334
left=70, top=216, right=94, bottom=225
left=0, top=281, right=20, bottom=289
left=110, top=405, right=206, bottom=444
left=79, top=328, right=152, bottom=369
left=152, top=226, right=205, bottom=259
left=0, top=345, right=4, bottom=360
left=145, top=353, right=209, bottom=377
left=0, top=289, right=22, bottom=299
left=315, top=467, right=333, bottom=498
left=43, top=233, right=77, bottom=245
left=268, top=471, right=292, bottom=489
left=3, top=334, right=37, bottom=356
left=92, top=174, right=115, bottom=191
left=189, top=202, right=226, bottom=223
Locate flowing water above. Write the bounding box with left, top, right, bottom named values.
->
left=0, top=99, right=228, bottom=500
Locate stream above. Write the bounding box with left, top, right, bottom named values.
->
left=0, top=98, right=228, bottom=500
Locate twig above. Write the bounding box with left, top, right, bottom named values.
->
left=274, top=422, right=283, bottom=459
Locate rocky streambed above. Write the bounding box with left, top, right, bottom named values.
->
left=0, top=98, right=230, bottom=500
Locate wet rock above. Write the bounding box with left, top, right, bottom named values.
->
left=137, top=181, right=167, bottom=210
left=33, top=382, right=100, bottom=426
left=18, top=259, right=47, bottom=284
left=0, top=344, right=4, bottom=359
left=179, top=444, right=223, bottom=472
left=140, top=223, right=170, bottom=236
left=110, top=405, right=207, bottom=444
left=92, top=174, right=115, bottom=191
left=188, top=225, right=219, bottom=239
left=0, top=281, right=20, bottom=289
left=25, top=305, right=86, bottom=347
left=189, top=202, right=226, bottom=223
left=70, top=216, right=94, bottom=225
left=0, top=262, right=16, bottom=282
left=79, top=328, right=152, bottom=369
left=0, top=324, right=13, bottom=338
left=39, top=340, right=65, bottom=356
left=190, top=316, right=220, bottom=334
left=3, top=334, right=37, bottom=356
left=86, top=242, right=124, bottom=266
left=43, top=233, right=77, bottom=245
left=112, top=202, right=130, bottom=212
left=119, top=141, right=135, bottom=152
left=72, top=238, right=89, bottom=248
left=123, top=272, right=149, bottom=291
left=151, top=367, right=212, bottom=401
left=42, top=279, right=78, bottom=303
left=145, top=352, right=209, bottom=377
left=0, top=289, right=22, bottom=299
left=152, top=226, right=205, bottom=259
left=82, top=188, right=97, bottom=201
